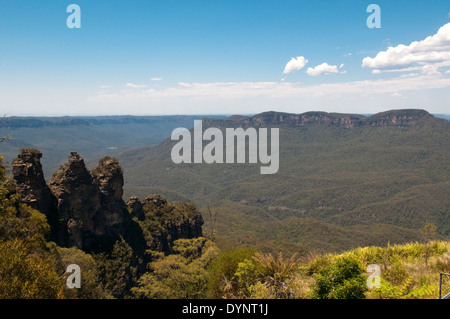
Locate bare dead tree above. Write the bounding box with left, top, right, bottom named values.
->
left=206, top=204, right=217, bottom=241
left=0, top=115, right=12, bottom=143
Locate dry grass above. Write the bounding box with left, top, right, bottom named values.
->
left=302, top=241, right=450, bottom=299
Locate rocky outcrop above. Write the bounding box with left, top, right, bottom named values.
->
left=11, top=148, right=57, bottom=226
left=49, top=152, right=106, bottom=251
left=126, top=195, right=144, bottom=220
left=127, top=195, right=203, bottom=254
left=92, top=156, right=128, bottom=238
left=142, top=195, right=203, bottom=244
left=12, top=150, right=204, bottom=255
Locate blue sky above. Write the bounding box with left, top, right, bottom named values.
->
left=1, top=0, right=450, bottom=116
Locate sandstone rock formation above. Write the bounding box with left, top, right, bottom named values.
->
left=49, top=152, right=107, bottom=251
left=12, top=150, right=203, bottom=255
left=126, top=195, right=144, bottom=220
left=12, top=149, right=53, bottom=210
left=92, top=156, right=128, bottom=239
left=11, top=148, right=58, bottom=228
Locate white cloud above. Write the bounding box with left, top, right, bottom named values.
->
left=125, top=83, right=147, bottom=88
left=283, top=56, right=308, bottom=74
left=306, top=62, right=340, bottom=76
left=100, top=85, right=111, bottom=89
left=362, top=23, right=450, bottom=73
left=150, top=77, right=163, bottom=81
left=84, top=72, right=450, bottom=115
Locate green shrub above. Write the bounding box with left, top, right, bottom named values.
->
left=132, top=238, right=219, bottom=299
left=0, top=239, right=65, bottom=298
left=312, top=256, right=367, bottom=299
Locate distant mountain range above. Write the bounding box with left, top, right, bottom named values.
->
left=0, top=115, right=226, bottom=177
left=1, top=109, right=449, bottom=256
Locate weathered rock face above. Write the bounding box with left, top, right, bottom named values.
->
left=144, top=194, right=168, bottom=207
left=92, top=156, right=128, bottom=237
left=11, top=148, right=57, bottom=225
left=126, top=196, right=144, bottom=220
left=49, top=152, right=106, bottom=251
left=12, top=149, right=204, bottom=255
left=241, top=112, right=365, bottom=128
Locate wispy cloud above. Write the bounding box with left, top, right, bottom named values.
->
left=85, top=71, right=450, bottom=115
left=91, top=73, right=450, bottom=104
left=283, top=56, right=308, bottom=74
left=125, top=83, right=147, bottom=88
left=150, top=77, right=163, bottom=81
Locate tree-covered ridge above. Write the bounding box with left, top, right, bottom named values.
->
left=121, top=109, right=450, bottom=256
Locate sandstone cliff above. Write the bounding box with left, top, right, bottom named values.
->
left=12, top=149, right=55, bottom=212
left=203, top=109, right=436, bottom=129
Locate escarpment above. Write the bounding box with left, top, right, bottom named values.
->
left=202, top=109, right=436, bottom=129
left=12, top=149, right=203, bottom=255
